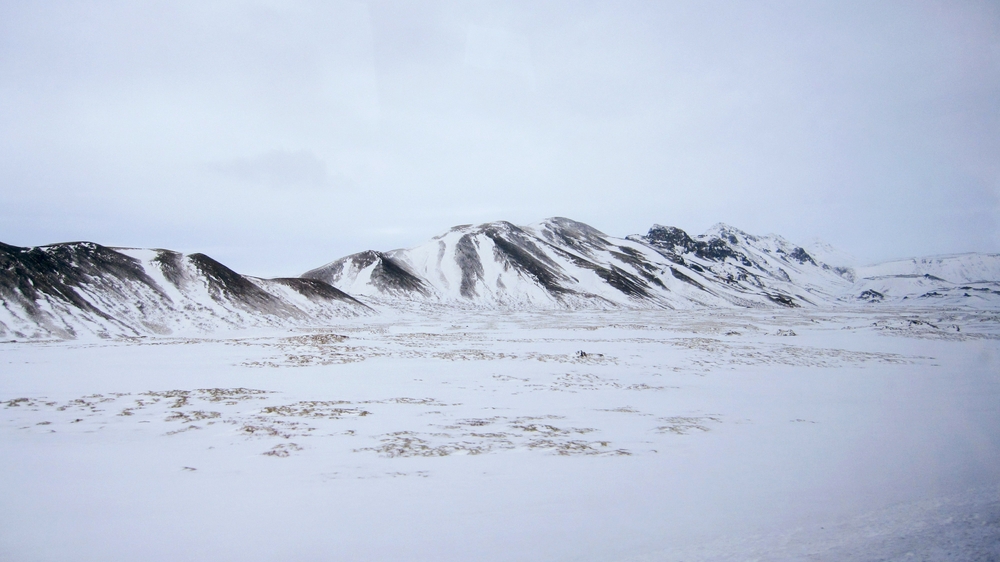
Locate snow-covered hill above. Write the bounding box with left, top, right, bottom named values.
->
left=857, top=253, right=1000, bottom=283
left=0, top=241, right=371, bottom=340
left=303, top=218, right=857, bottom=309
left=847, top=253, right=1000, bottom=305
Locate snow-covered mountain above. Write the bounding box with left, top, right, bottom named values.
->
left=302, top=218, right=858, bottom=309
left=857, top=253, right=1000, bottom=283
left=304, top=218, right=1000, bottom=309
left=0, top=241, right=371, bottom=340
left=850, top=253, right=1000, bottom=305
left=6, top=218, right=998, bottom=340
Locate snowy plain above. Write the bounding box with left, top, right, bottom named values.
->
left=1, top=306, right=998, bottom=561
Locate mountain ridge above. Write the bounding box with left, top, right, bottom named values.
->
left=303, top=217, right=1000, bottom=311
left=0, top=241, right=371, bottom=340
left=4, top=217, right=999, bottom=340
left=304, top=217, right=855, bottom=310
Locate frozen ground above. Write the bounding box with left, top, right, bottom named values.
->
left=1, top=307, right=998, bottom=561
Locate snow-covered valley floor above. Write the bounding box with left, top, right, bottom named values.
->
left=2, top=307, right=998, bottom=561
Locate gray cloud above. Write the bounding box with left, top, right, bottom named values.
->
left=1, top=0, right=998, bottom=276
left=206, top=149, right=341, bottom=190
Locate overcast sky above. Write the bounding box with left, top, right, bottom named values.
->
left=1, top=1, right=998, bottom=277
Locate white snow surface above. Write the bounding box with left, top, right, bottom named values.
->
left=2, top=307, right=998, bottom=561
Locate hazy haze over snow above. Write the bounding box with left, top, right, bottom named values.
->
left=1, top=0, right=998, bottom=277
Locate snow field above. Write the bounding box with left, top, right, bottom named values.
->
left=1, top=308, right=998, bottom=561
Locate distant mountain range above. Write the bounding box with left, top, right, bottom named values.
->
left=303, top=217, right=1000, bottom=309
left=3, top=218, right=999, bottom=339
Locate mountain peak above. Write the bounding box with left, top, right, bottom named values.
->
left=534, top=217, right=606, bottom=234
left=644, top=224, right=696, bottom=246
left=701, top=223, right=755, bottom=243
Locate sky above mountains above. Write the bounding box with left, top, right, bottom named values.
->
left=1, top=0, right=998, bottom=277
